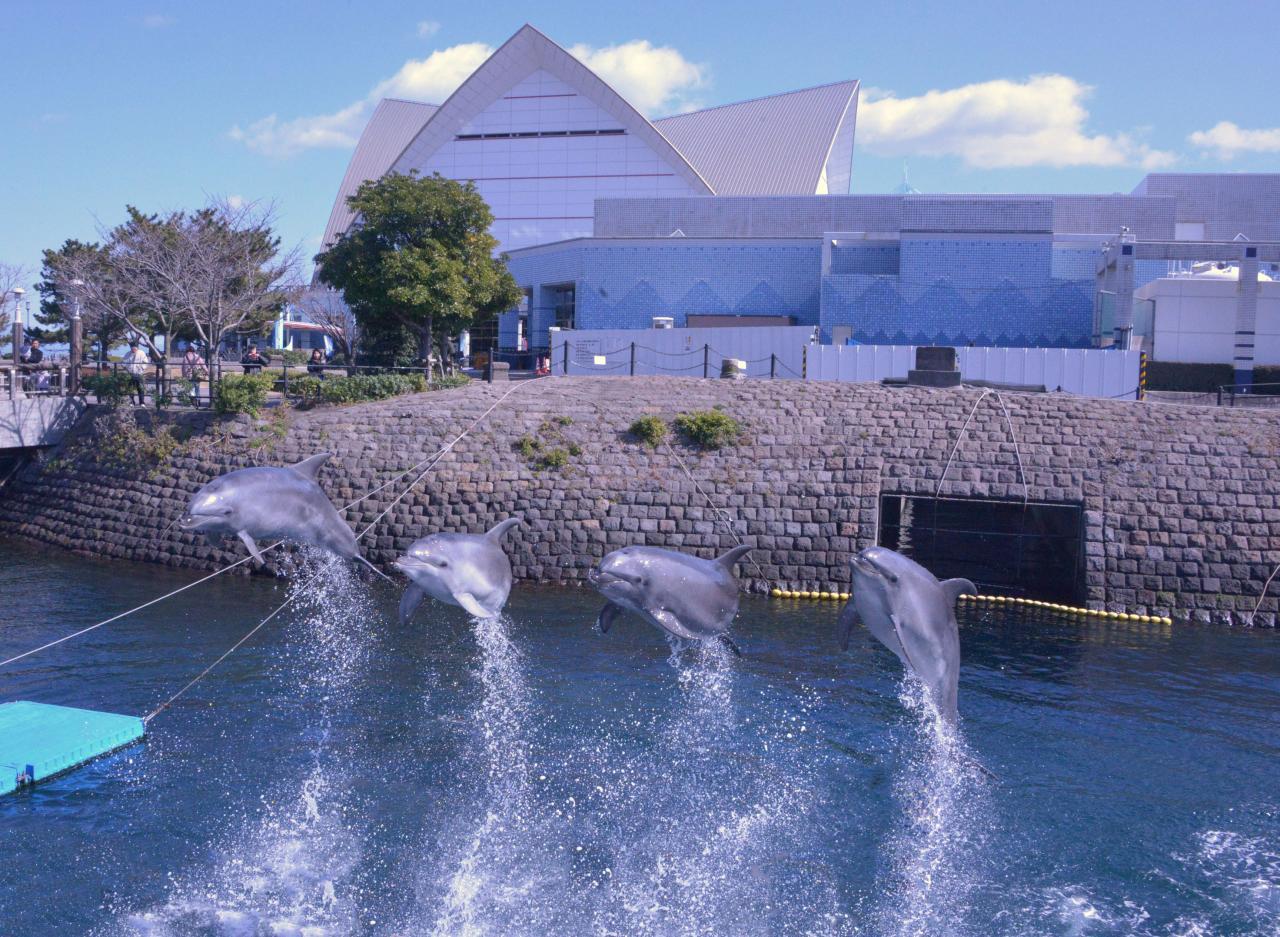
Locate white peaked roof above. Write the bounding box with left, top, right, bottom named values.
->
left=319, top=25, right=860, bottom=246
left=388, top=24, right=713, bottom=193
left=320, top=98, right=438, bottom=249
left=653, top=81, right=860, bottom=195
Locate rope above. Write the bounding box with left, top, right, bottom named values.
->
left=143, top=557, right=339, bottom=723
left=936, top=389, right=990, bottom=497
left=1, top=378, right=544, bottom=673
left=989, top=390, right=1030, bottom=505
left=1248, top=561, right=1280, bottom=624
left=138, top=376, right=546, bottom=722
left=662, top=441, right=771, bottom=586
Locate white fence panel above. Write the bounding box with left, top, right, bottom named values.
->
left=549, top=326, right=814, bottom=379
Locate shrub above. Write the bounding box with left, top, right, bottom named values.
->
left=673, top=409, right=742, bottom=449
left=267, top=347, right=312, bottom=366
left=514, top=434, right=540, bottom=459
left=628, top=415, right=668, bottom=448
left=214, top=373, right=274, bottom=416
left=539, top=447, right=570, bottom=470
left=83, top=372, right=136, bottom=407
left=435, top=374, right=471, bottom=391
left=1145, top=361, right=1232, bottom=393
left=290, top=373, right=428, bottom=407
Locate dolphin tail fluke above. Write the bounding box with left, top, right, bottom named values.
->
left=940, top=578, right=977, bottom=606
left=715, top=545, right=752, bottom=571
left=716, top=634, right=744, bottom=657
left=289, top=452, right=333, bottom=481
left=399, top=583, right=427, bottom=625
left=485, top=518, right=521, bottom=542
left=837, top=598, right=861, bottom=651
left=963, top=751, right=999, bottom=782
left=355, top=555, right=394, bottom=583
left=237, top=530, right=266, bottom=565
left=596, top=602, right=622, bottom=634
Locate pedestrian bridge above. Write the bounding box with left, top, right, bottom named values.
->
left=0, top=366, right=85, bottom=451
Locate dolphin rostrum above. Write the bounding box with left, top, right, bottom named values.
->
left=394, top=518, right=520, bottom=621
left=838, top=546, right=974, bottom=724
left=177, top=452, right=383, bottom=577
left=588, top=544, right=752, bottom=655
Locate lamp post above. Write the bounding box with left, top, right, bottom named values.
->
left=6, top=287, right=24, bottom=370
left=69, top=279, right=84, bottom=394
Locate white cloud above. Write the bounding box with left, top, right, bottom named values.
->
left=141, top=13, right=174, bottom=28
left=1188, top=121, right=1280, bottom=160
left=859, top=75, right=1177, bottom=171
left=230, top=35, right=705, bottom=158
left=226, top=194, right=246, bottom=209
left=568, top=40, right=705, bottom=115
left=371, top=42, right=493, bottom=102
left=416, top=20, right=441, bottom=38
left=230, top=43, right=492, bottom=159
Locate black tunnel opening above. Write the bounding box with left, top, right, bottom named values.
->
left=878, top=495, right=1085, bottom=603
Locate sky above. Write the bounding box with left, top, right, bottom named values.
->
left=3, top=0, right=1278, bottom=322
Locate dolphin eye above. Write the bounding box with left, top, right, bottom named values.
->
left=437, top=559, right=449, bottom=568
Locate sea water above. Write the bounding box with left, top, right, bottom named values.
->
left=0, top=541, right=1277, bottom=935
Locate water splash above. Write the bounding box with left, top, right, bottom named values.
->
left=417, top=614, right=567, bottom=936
left=588, top=642, right=849, bottom=936
left=114, top=550, right=377, bottom=935
left=874, top=677, right=991, bottom=937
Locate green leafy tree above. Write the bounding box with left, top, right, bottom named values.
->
left=35, top=241, right=127, bottom=359
left=315, top=172, right=522, bottom=367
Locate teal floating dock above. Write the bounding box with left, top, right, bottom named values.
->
left=0, top=701, right=144, bottom=795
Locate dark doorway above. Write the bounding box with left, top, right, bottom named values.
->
left=878, top=495, right=1084, bottom=602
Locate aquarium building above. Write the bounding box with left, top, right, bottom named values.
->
left=320, top=25, right=1280, bottom=359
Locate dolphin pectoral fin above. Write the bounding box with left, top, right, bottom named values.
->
left=596, top=602, right=622, bottom=634
left=485, top=518, right=521, bottom=542
left=940, top=578, right=977, bottom=607
left=356, top=555, right=394, bottom=583
left=650, top=609, right=700, bottom=643
left=289, top=452, right=333, bottom=481
left=237, top=530, right=266, bottom=565
left=837, top=599, right=862, bottom=651
left=453, top=592, right=493, bottom=620
left=399, top=583, right=427, bottom=625
left=715, top=545, right=752, bottom=571
left=716, top=634, right=744, bottom=657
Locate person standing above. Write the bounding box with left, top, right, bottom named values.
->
left=180, top=345, right=208, bottom=406
left=306, top=347, right=327, bottom=380
left=240, top=344, right=270, bottom=374
left=123, top=342, right=150, bottom=405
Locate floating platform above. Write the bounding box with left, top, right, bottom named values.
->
left=1, top=700, right=144, bottom=795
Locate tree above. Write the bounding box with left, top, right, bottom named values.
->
left=293, top=286, right=360, bottom=366
left=35, top=242, right=125, bottom=360
left=315, top=172, right=522, bottom=368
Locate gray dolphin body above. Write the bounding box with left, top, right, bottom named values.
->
left=394, top=518, right=520, bottom=621
left=588, top=544, right=752, bottom=654
left=178, top=452, right=366, bottom=568
left=838, top=546, right=974, bottom=724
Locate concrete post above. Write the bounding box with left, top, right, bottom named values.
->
left=1112, top=243, right=1136, bottom=349
left=69, top=317, right=83, bottom=394
left=12, top=321, right=22, bottom=369
left=1233, top=250, right=1260, bottom=390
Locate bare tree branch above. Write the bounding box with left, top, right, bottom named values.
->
left=293, top=286, right=359, bottom=364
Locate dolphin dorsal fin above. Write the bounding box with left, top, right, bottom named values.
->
left=715, top=545, right=752, bottom=571
left=289, top=452, right=333, bottom=481
left=486, top=518, right=520, bottom=542
left=939, top=578, right=977, bottom=607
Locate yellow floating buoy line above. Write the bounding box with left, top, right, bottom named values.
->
left=769, top=587, right=1173, bottom=627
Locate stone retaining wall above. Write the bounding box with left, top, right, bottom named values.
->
left=2, top=377, right=1278, bottom=625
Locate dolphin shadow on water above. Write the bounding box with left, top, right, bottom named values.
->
left=176, top=452, right=390, bottom=581
left=588, top=544, right=752, bottom=657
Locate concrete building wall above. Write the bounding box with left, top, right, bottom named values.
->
left=1139, top=275, right=1280, bottom=364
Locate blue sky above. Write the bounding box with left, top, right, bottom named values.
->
left=4, top=0, right=1278, bottom=317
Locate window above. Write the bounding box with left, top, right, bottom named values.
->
left=551, top=284, right=575, bottom=330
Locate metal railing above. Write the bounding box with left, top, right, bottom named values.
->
left=1217, top=382, right=1280, bottom=407
left=0, top=364, right=74, bottom=399
left=549, top=339, right=803, bottom=380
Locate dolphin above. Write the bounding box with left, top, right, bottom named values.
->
left=394, top=518, right=520, bottom=621
left=588, top=544, right=752, bottom=655
left=177, top=452, right=384, bottom=577
left=837, top=546, right=974, bottom=725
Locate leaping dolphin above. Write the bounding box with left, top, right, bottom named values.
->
left=177, top=452, right=384, bottom=578
left=838, top=546, right=974, bottom=725
left=588, top=544, right=752, bottom=655
left=394, top=518, right=520, bottom=621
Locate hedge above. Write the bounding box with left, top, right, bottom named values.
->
left=1147, top=360, right=1280, bottom=394
left=290, top=372, right=436, bottom=407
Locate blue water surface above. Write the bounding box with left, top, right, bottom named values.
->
left=0, top=539, right=1277, bottom=936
